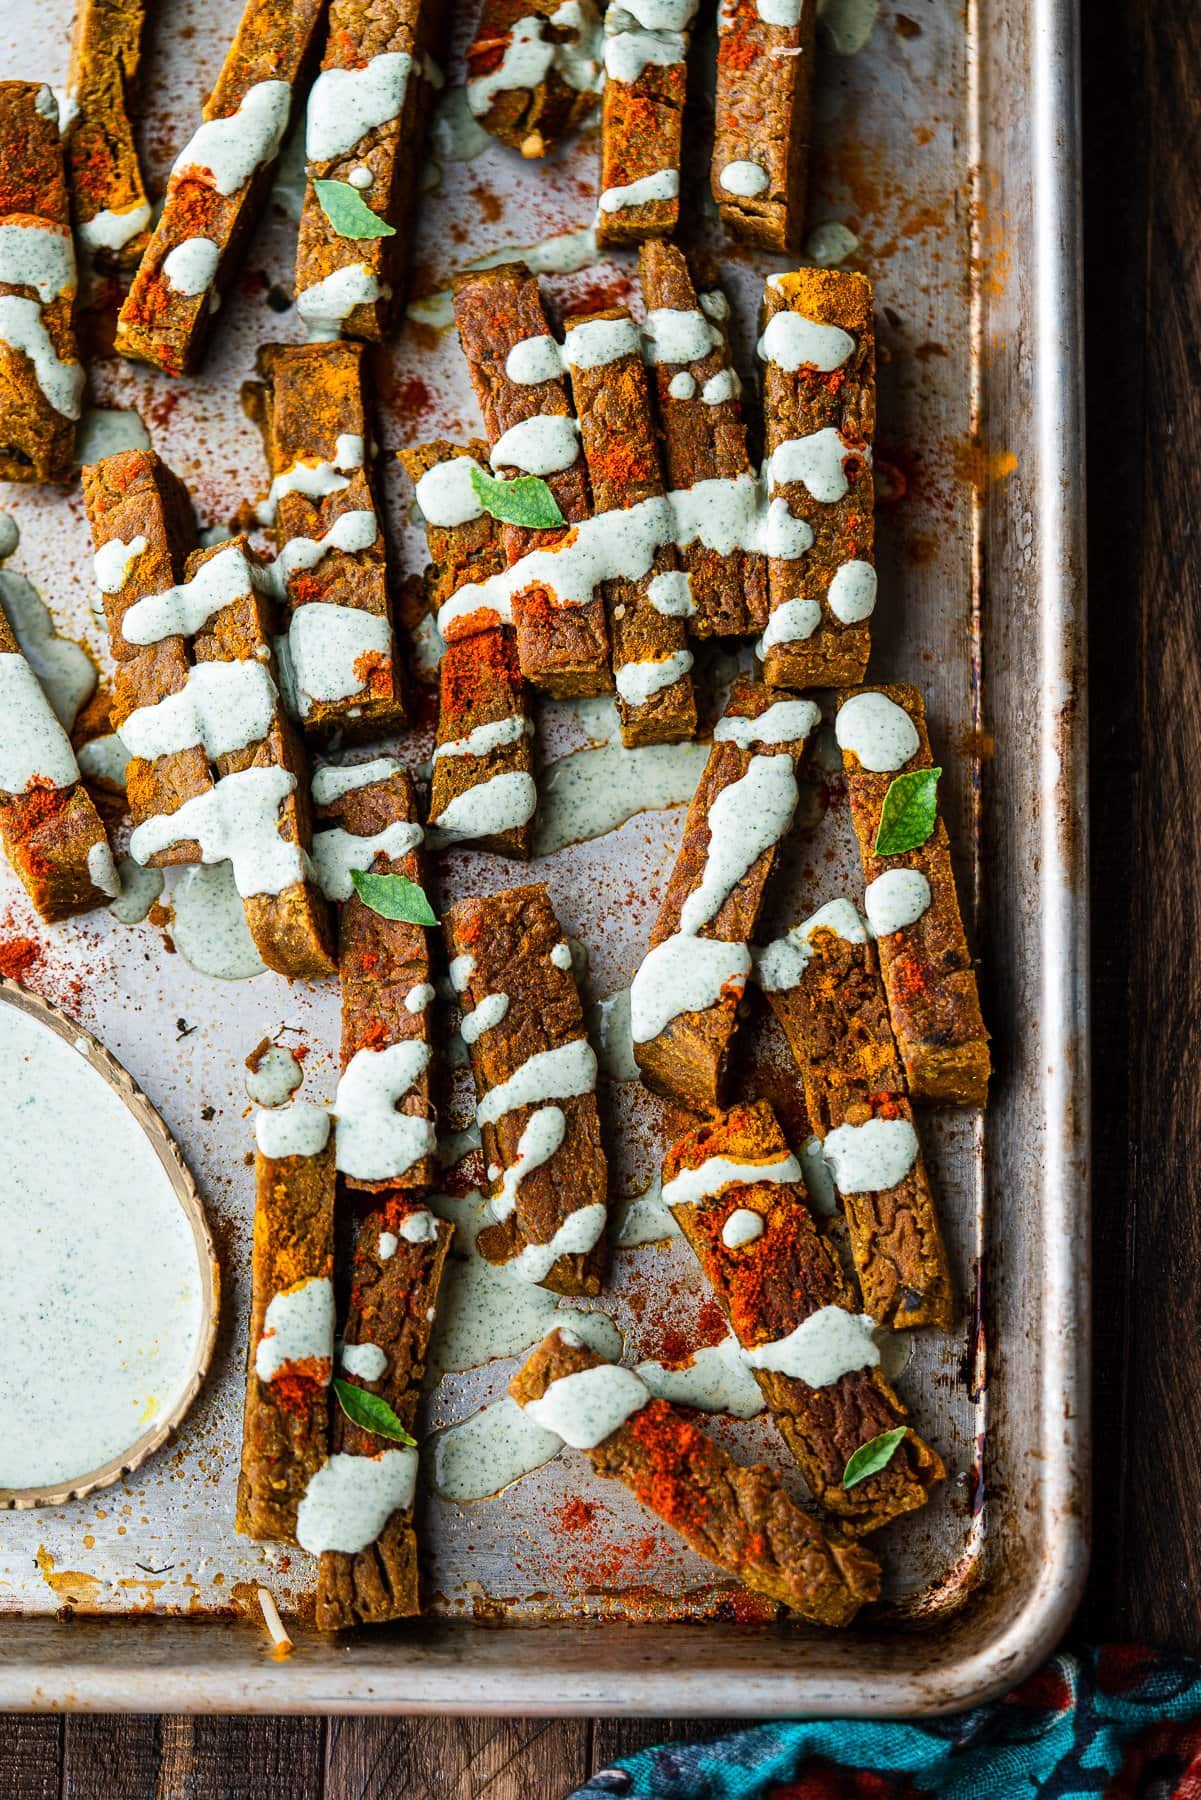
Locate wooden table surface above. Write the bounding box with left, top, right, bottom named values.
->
left=2, top=0, right=1191, bottom=1791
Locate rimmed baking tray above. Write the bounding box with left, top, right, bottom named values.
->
left=0, top=0, right=1086, bottom=1715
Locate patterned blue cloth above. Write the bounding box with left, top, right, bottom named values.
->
left=566, top=1648, right=1201, bottom=1798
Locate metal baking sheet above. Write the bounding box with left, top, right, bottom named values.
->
left=0, top=0, right=1087, bottom=1714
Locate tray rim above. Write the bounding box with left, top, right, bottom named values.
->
left=0, top=0, right=1088, bottom=1717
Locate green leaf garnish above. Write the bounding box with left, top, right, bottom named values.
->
left=843, top=1426, right=908, bottom=1489
left=349, top=869, right=438, bottom=925
left=874, top=766, right=941, bottom=857
left=333, top=1377, right=416, bottom=1446
left=468, top=463, right=565, bottom=529
left=313, top=178, right=396, bottom=240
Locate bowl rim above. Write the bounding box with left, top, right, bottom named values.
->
left=0, top=975, right=221, bottom=1510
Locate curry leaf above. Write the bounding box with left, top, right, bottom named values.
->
left=843, top=1426, right=908, bottom=1489
left=874, top=766, right=941, bottom=857
left=333, top=1378, right=416, bottom=1446
left=349, top=869, right=438, bottom=926
left=313, top=178, right=396, bottom=240
left=468, top=463, right=565, bottom=529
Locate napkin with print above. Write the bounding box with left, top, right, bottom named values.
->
left=566, top=1648, right=1201, bottom=1798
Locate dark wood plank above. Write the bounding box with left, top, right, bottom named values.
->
left=61, top=1715, right=324, bottom=1800
left=61, top=1716, right=160, bottom=1800
left=0, top=1715, right=61, bottom=1800
left=188, top=1716, right=325, bottom=1798
left=1083, top=0, right=1201, bottom=1650
left=1079, top=0, right=1149, bottom=1647
left=324, top=1717, right=587, bottom=1800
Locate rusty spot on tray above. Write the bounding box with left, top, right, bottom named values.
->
left=470, top=181, right=503, bottom=224
left=952, top=435, right=1019, bottom=492
left=968, top=173, right=1013, bottom=298
left=960, top=727, right=996, bottom=761
left=35, top=1546, right=104, bottom=1611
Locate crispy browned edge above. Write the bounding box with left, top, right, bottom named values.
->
left=711, top=0, right=817, bottom=253
left=236, top=1133, right=336, bottom=1544
left=452, top=261, right=612, bottom=696
left=201, top=543, right=337, bottom=979
left=633, top=678, right=813, bottom=1114
left=70, top=682, right=128, bottom=838
left=316, top=763, right=437, bottom=1189
left=154, top=537, right=337, bottom=978
left=510, top=1326, right=881, bottom=1625
left=764, top=920, right=954, bottom=1330
left=294, top=0, right=447, bottom=339
left=244, top=339, right=406, bottom=737
left=443, top=882, right=607, bottom=1294
left=0, top=611, right=114, bottom=921
left=399, top=438, right=536, bottom=859
left=0, top=82, right=79, bottom=482
left=66, top=0, right=152, bottom=268
left=564, top=305, right=696, bottom=747
left=596, top=18, right=688, bottom=245
left=637, top=241, right=767, bottom=636
left=83, top=450, right=335, bottom=976
left=316, top=1196, right=453, bottom=1627
left=761, top=268, right=875, bottom=688
left=115, top=0, right=327, bottom=375
left=664, top=1099, right=945, bottom=1535
left=430, top=631, right=535, bottom=856
left=83, top=447, right=206, bottom=858
left=841, top=684, right=991, bottom=1105
left=398, top=437, right=504, bottom=617
left=465, top=0, right=601, bottom=158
